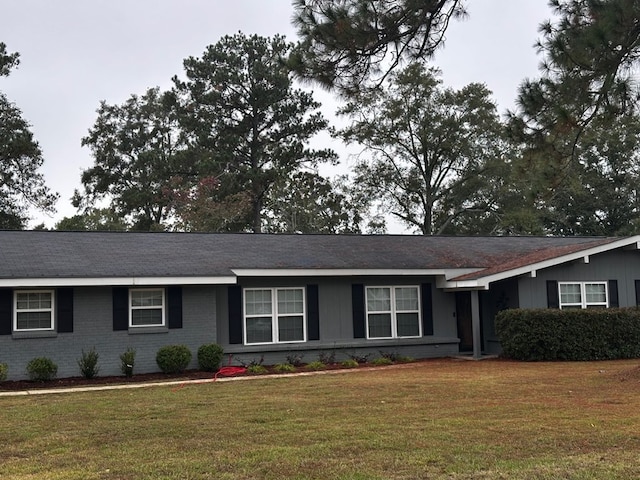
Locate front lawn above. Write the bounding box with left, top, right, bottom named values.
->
left=2, top=358, right=640, bottom=479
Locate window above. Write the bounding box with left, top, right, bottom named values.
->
left=130, top=289, right=165, bottom=327
left=559, top=282, right=608, bottom=309
left=366, top=286, right=421, bottom=339
left=14, top=290, right=55, bottom=331
left=244, top=288, right=305, bottom=344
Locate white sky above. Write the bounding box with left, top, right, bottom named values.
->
left=0, top=0, right=553, bottom=229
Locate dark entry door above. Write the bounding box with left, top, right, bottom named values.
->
left=455, top=292, right=473, bottom=352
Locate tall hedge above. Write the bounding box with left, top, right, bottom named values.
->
left=495, top=308, right=640, bottom=361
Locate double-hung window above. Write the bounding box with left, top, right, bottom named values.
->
left=366, top=286, right=421, bottom=339
left=244, top=288, right=305, bottom=344
left=14, top=290, right=55, bottom=331
left=559, top=282, right=608, bottom=309
left=130, top=289, right=165, bottom=327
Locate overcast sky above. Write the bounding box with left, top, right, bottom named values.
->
left=1, top=1, right=553, bottom=229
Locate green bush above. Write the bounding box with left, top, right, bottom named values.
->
left=156, top=345, right=192, bottom=374
left=372, top=357, right=393, bottom=366
left=0, top=362, right=7, bottom=382
left=496, top=308, right=640, bottom=361
left=341, top=359, right=359, bottom=368
left=120, top=348, right=136, bottom=377
left=247, top=364, right=268, bottom=375
left=305, top=361, right=326, bottom=371
left=197, top=344, right=224, bottom=372
left=273, top=363, right=296, bottom=373
left=77, top=347, right=100, bottom=379
left=26, top=357, right=58, bottom=382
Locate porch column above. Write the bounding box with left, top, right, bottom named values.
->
left=470, top=290, right=482, bottom=359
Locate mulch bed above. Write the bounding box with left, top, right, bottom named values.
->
left=0, top=362, right=395, bottom=391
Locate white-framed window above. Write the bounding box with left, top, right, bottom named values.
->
left=559, top=282, right=608, bottom=309
left=244, top=287, right=306, bottom=344
left=14, top=290, right=55, bottom=331
left=130, top=288, right=165, bottom=327
left=366, top=286, right=421, bottom=339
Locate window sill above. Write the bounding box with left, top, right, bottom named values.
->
left=12, top=330, right=58, bottom=339
left=128, top=326, right=169, bottom=335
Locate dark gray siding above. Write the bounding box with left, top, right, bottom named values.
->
left=518, top=249, right=640, bottom=309
left=217, top=276, right=460, bottom=364
left=1, top=286, right=217, bottom=381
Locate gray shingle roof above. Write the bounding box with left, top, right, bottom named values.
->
left=0, top=230, right=621, bottom=280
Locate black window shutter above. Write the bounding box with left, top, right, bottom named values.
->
left=112, top=287, right=129, bottom=331
left=0, top=288, right=12, bottom=335
left=56, top=288, right=74, bottom=333
left=635, top=280, right=640, bottom=306
left=546, top=280, right=559, bottom=308
left=421, top=283, right=434, bottom=336
left=307, top=284, right=319, bottom=341
left=167, top=287, right=183, bottom=329
left=352, top=284, right=365, bottom=338
left=228, top=286, right=243, bottom=344
left=608, top=280, right=619, bottom=308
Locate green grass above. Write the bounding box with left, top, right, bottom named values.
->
left=2, top=358, right=640, bottom=479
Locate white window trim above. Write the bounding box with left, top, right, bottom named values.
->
left=13, top=289, right=55, bottom=332
left=243, top=287, right=307, bottom=345
left=365, top=286, right=422, bottom=339
left=129, top=288, right=166, bottom=328
left=558, top=281, right=608, bottom=309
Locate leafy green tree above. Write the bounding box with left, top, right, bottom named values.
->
left=173, top=33, right=337, bottom=233
left=291, top=0, right=466, bottom=95
left=0, top=42, right=19, bottom=76
left=265, top=172, right=363, bottom=233
left=0, top=42, right=58, bottom=229
left=339, top=64, right=507, bottom=235
left=78, top=87, right=187, bottom=230
left=164, top=175, right=252, bottom=232
left=538, top=114, right=640, bottom=236
left=55, top=208, right=129, bottom=231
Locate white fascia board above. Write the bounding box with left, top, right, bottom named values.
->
left=231, top=268, right=482, bottom=278
left=441, top=235, right=640, bottom=290
left=0, top=276, right=238, bottom=288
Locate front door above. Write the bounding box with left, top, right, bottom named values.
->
left=455, top=292, right=473, bottom=352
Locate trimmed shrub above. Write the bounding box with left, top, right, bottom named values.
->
left=120, top=348, right=136, bottom=377
left=26, top=357, right=58, bottom=382
left=496, top=307, right=640, bottom=361
left=0, top=362, right=7, bottom=382
left=156, top=345, right=192, bottom=374
left=197, top=344, right=224, bottom=372
left=78, top=347, right=100, bottom=379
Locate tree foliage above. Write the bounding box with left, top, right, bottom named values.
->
left=265, top=172, right=363, bottom=233
left=509, top=0, right=640, bottom=163
left=78, top=87, right=186, bottom=230
left=0, top=42, right=58, bottom=229
left=291, top=0, right=466, bottom=95
left=505, top=0, right=640, bottom=235
left=339, top=64, right=507, bottom=235
left=173, top=32, right=337, bottom=232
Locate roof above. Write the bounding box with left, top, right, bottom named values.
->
left=0, top=230, right=634, bottom=289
